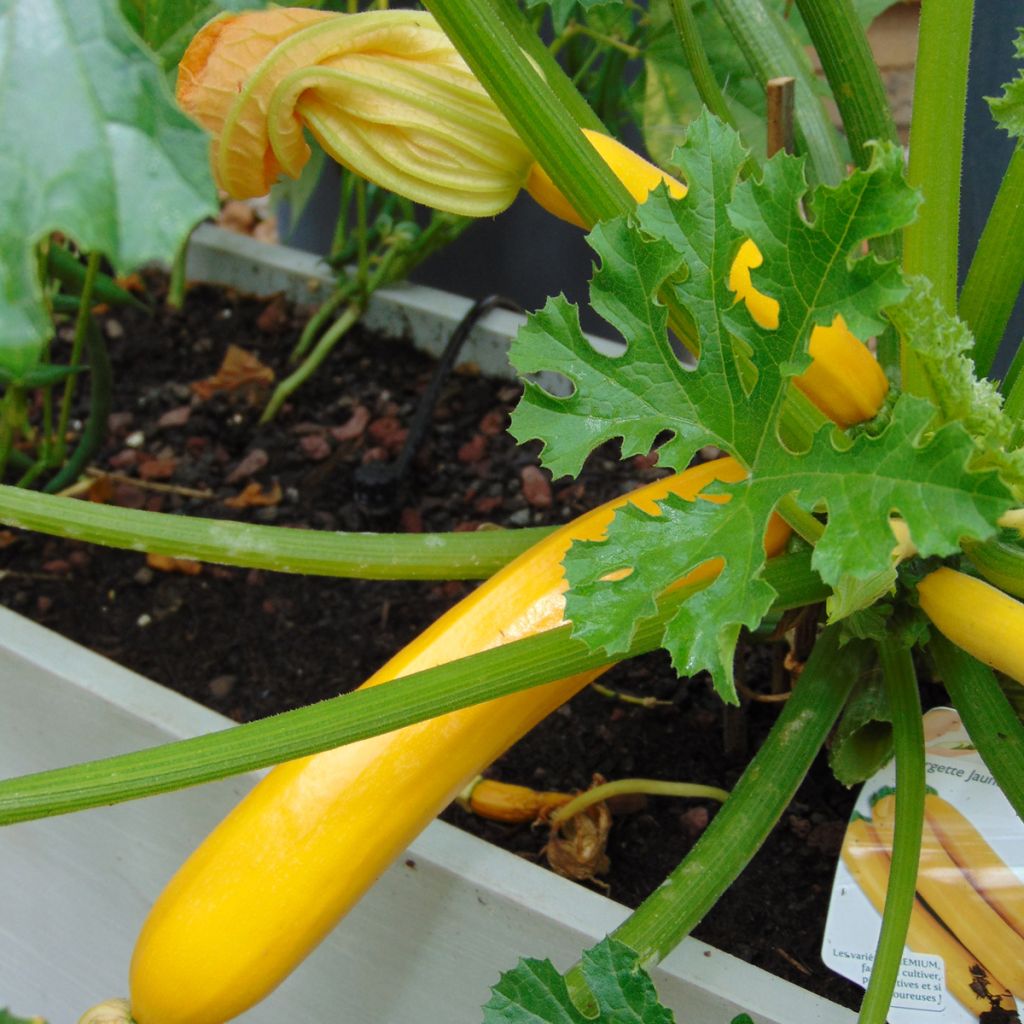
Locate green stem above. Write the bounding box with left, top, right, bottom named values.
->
left=929, top=633, right=1024, bottom=819
left=329, top=169, right=356, bottom=264
left=423, top=0, right=634, bottom=226
left=667, top=0, right=736, bottom=128
left=714, top=0, right=845, bottom=186
left=858, top=639, right=923, bottom=1024
left=902, top=0, right=974, bottom=395
left=959, top=143, right=1024, bottom=376
left=793, top=0, right=897, bottom=171
left=55, top=251, right=101, bottom=461
left=167, top=239, right=188, bottom=310
left=961, top=536, right=1024, bottom=600
left=549, top=778, right=729, bottom=825
left=502, top=1, right=605, bottom=132
left=594, top=627, right=867, bottom=978
left=289, top=279, right=358, bottom=364
left=262, top=302, right=364, bottom=423
left=0, top=483, right=553, bottom=578
left=777, top=493, right=824, bottom=545
left=0, top=554, right=828, bottom=825
left=44, top=318, right=113, bottom=493
left=354, top=177, right=369, bottom=297
left=0, top=388, right=21, bottom=482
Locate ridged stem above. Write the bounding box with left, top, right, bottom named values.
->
left=858, top=639, right=924, bottom=1024
left=713, top=0, right=846, bottom=185
left=548, top=778, right=730, bottom=825
left=902, top=0, right=974, bottom=394
left=667, top=0, right=736, bottom=128
left=422, top=0, right=633, bottom=226
left=0, top=483, right=552, bottom=579
left=929, top=633, right=1024, bottom=819
left=959, top=143, right=1024, bottom=375
left=962, top=536, right=1024, bottom=600
left=0, top=553, right=829, bottom=825
left=594, top=627, right=867, bottom=978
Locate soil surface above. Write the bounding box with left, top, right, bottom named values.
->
left=0, top=272, right=864, bottom=1011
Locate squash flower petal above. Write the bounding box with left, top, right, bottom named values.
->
left=177, top=9, right=533, bottom=215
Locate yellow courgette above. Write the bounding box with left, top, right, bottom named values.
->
left=128, top=457, right=789, bottom=1024
left=840, top=816, right=1017, bottom=1015
left=918, top=567, right=1024, bottom=685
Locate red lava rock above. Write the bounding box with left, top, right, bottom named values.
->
left=138, top=456, right=176, bottom=481
left=361, top=446, right=388, bottom=465
left=67, top=550, right=91, bottom=570
left=261, top=599, right=277, bottom=615
left=478, top=408, right=506, bottom=436
left=299, top=434, right=331, bottom=461
left=157, top=405, right=192, bottom=429
left=208, top=566, right=236, bottom=581
left=680, top=805, right=710, bottom=838
left=631, top=452, right=660, bottom=471
left=400, top=507, right=424, bottom=533
left=457, top=433, right=488, bottom=464
left=520, top=465, right=553, bottom=508
left=291, top=422, right=326, bottom=436
left=145, top=495, right=166, bottom=513
left=35, top=596, right=53, bottom=615
left=473, top=494, right=503, bottom=514
left=256, top=295, right=288, bottom=333
left=555, top=481, right=586, bottom=504
left=330, top=405, right=370, bottom=443
left=225, top=447, right=269, bottom=484
left=107, top=411, right=133, bottom=435
left=454, top=520, right=481, bottom=532
left=367, top=416, right=408, bottom=453
left=107, top=448, right=139, bottom=471
left=42, top=559, right=71, bottom=574
left=185, top=436, right=208, bottom=456
left=112, top=484, right=146, bottom=509
left=246, top=570, right=265, bottom=587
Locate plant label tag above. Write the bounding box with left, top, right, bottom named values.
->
left=822, top=706, right=1024, bottom=1022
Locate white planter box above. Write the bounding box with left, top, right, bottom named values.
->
left=1, top=227, right=854, bottom=1024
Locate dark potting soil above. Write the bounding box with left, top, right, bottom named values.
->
left=0, top=272, right=864, bottom=1012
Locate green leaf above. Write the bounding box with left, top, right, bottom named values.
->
left=511, top=113, right=1013, bottom=699
left=829, top=668, right=893, bottom=785
left=0, top=1010, right=47, bottom=1024
left=122, top=0, right=254, bottom=70
left=987, top=28, right=1024, bottom=139
left=524, top=0, right=623, bottom=35
left=887, top=276, right=1024, bottom=495
left=482, top=937, right=675, bottom=1024
left=0, top=0, right=217, bottom=378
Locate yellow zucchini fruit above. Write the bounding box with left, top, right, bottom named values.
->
left=872, top=793, right=1024, bottom=995
left=917, top=567, right=1024, bottom=685
left=841, top=816, right=1017, bottom=1015
left=924, top=793, right=1024, bottom=940
left=128, top=457, right=790, bottom=1024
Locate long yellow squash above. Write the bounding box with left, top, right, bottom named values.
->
left=918, top=566, right=1024, bottom=685
left=840, top=816, right=1018, bottom=1016
left=128, top=457, right=789, bottom=1024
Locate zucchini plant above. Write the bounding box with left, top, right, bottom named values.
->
left=2, top=2, right=1024, bottom=1023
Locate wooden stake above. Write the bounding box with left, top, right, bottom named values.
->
left=766, top=76, right=796, bottom=158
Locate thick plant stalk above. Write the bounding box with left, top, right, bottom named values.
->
left=594, top=627, right=868, bottom=975
left=857, top=640, right=924, bottom=1024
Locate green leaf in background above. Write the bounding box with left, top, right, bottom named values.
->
left=0, top=0, right=217, bottom=379
left=829, top=668, right=893, bottom=785
left=118, top=0, right=255, bottom=71
left=524, top=0, right=623, bottom=35
left=482, top=937, right=675, bottom=1024
left=887, top=277, right=1024, bottom=494
left=0, top=1009, right=46, bottom=1024
left=987, top=28, right=1024, bottom=139
left=511, top=113, right=1013, bottom=698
